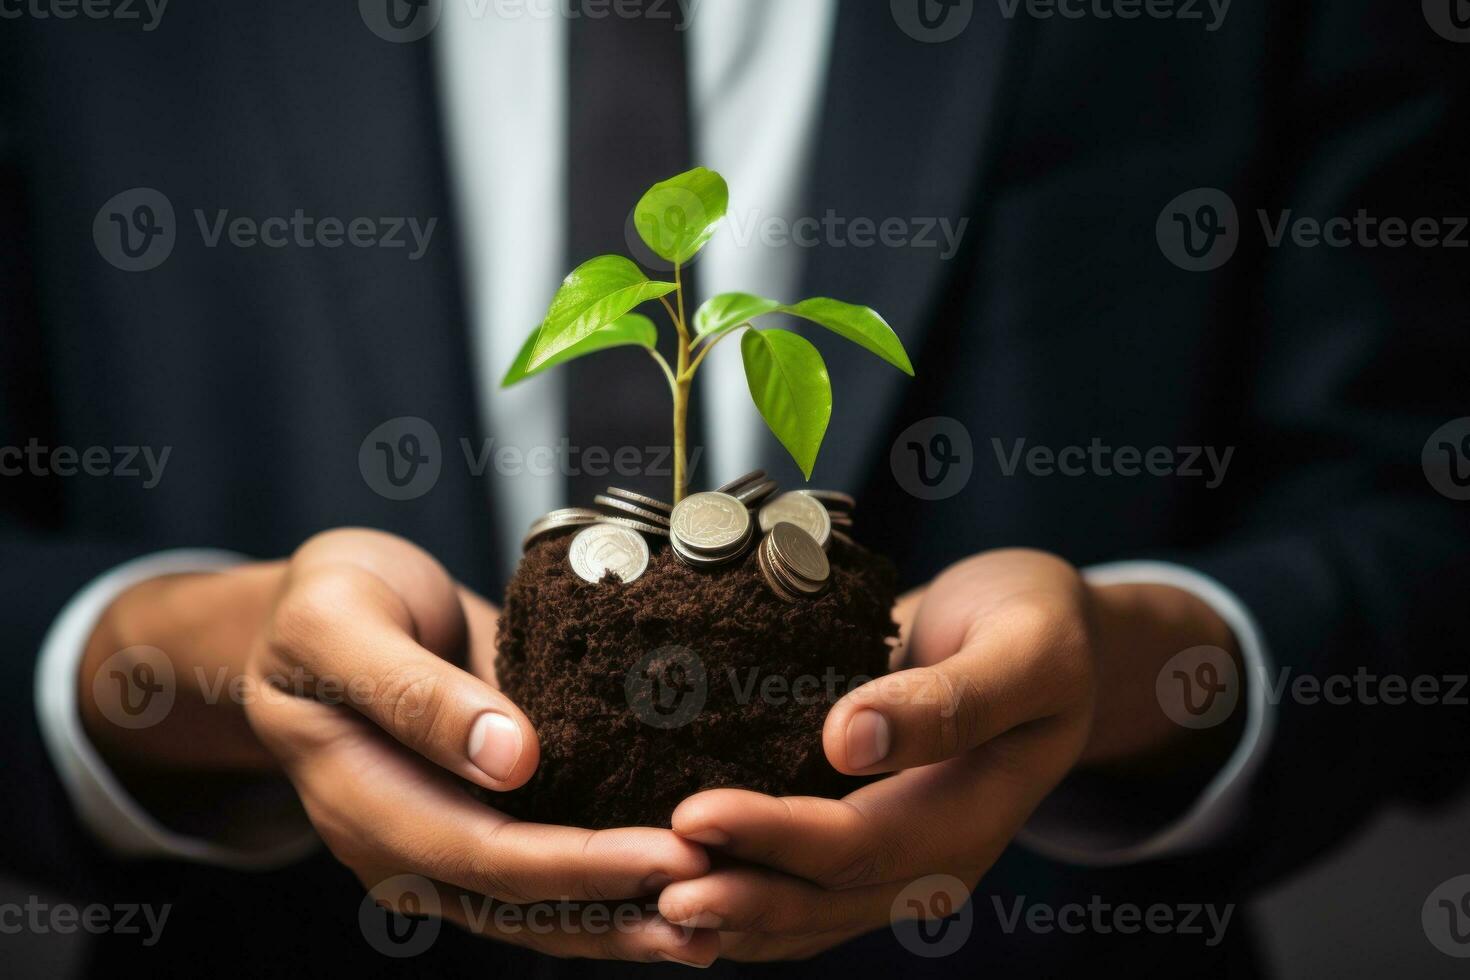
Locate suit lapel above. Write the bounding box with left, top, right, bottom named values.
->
left=790, top=2, right=1027, bottom=493
left=252, top=8, right=498, bottom=582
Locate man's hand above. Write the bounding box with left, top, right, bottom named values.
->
left=81, top=529, right=718, bottom=966
left=656, top=548, right=1241, bottom=961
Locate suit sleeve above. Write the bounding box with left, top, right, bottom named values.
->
left=0, top=66, right=156, bottom=892
left=1174, top=3, right=1470, bottom=885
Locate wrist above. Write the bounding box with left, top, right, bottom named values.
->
left=1080, top=580, right=1244, bottom=773
left=80, top=562, right=286, bottom=774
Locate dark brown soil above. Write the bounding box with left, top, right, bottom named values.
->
left=491, top=531, right=899, bottom=829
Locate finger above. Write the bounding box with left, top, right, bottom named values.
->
left=371, top=877, right=720, bottom=966
left=284, top=726, right=709, bottom=903
left=675, top=734, right=1079, bottom=890
left=823, top=599, right=1090, bottom=774
left=263, top=561, right=539, bottom=791
left=659, top=866, right=901, bottom=935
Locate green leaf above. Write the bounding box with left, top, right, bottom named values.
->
left=634, top=167, right=729, bottom=265
left=502, top=314, right=657, bottom=387
left=740, top=329, right=832, bottom=480
left=528, top=256, right=675, bottom=370
left=782, top=298, right=914, bottom=375
left=694, top=292, right=782, bottom=342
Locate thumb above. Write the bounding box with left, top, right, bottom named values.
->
left=823, top=611, right=1081, bottom=774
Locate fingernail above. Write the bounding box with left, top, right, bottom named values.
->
left=642, top=873, right=673, bottom=893
left=656, top=951, right=711, bottom=969
left=667, top=910, right=723, bottom=929
left=467, top=712, right=522, bottom=781
left=681, top=827, right=729, bottom=847
left=845, top=708, right=891, bottom=770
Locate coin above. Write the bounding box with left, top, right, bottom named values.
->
left=593, top=513, right=672, bottom=538
left=670, top=530, right=739, bottom=568
left=732, top=478, right=779, bottom=508
left=603, top=486, right=673, bottom=516
left=567, top=524, right=651, bottom=584
left=799, top=489, right=856, bottom=512
left=757, top=523, right=830, bottom=600
left=756, top=537, right=801, bottom=603
left=521, top=507, right=604, bottom=551
left=715, top=469, right=766, bottom=495
left=595, top=493, right=671, bottom=527
left=670, top=491, right=751, bottom=553
left=758, top=491, right=832, bottom=548
left=831, top=529, right=856, bottom=548
left=767, top=522, right=830, bottom=587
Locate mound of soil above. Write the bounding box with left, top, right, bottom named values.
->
left=492, top=531, right=899, bottom=829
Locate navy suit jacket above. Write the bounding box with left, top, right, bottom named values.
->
left=2, top=2, right=1467, bottom=976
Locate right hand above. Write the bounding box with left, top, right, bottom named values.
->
left=82, top=528, right=718, bottom=965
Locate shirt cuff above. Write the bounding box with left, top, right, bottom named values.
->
left=1019, top=560, right=1276, bottom=866
left=34, top=550, right=318, bottom=869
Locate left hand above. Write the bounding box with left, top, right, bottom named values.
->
left=657, top=548, right=1239, bottom=961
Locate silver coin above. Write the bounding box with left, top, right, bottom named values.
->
left=732, top=479, right=779, bottom=508
left=756, top=537, right=801, bottom=603
left=604, top=486, right=673, bottom=515
left=799, top=489, right=857, bottom=511
left=670, top=491, right=751, bottom=553
left=594, top=494, right=672, bottom=527
left=521, top=507, right=603, bottom=551
left=758, top=492, right=832, bottom=547
left=767, top=522, right=830, bottom=586
left=670, top=530, right=737, bottom=568
left=715, top=469, right=766, bottom=495
left=567, top=524, right=651, bottom=584
left=593, top=514, right=671, bottom=538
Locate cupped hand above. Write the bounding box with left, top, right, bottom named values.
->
left=79, top=527, right=718, bottom=962
left=658, top=549, right=1099, bottom=961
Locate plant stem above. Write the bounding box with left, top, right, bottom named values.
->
left=671, top=262, right=691, bottom=502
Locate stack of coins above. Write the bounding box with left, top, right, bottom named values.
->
left=668, top=490, right=755, bottom=569
left=521, top=507, right=604, bottom=552
left=567, top=523, right=651, bottom=584
left=757, top=491, right=833, bottom=550
left=757, top=522, right=832, bottom=602
left=593, top=486, right=673, bottom=538
left=799, top=489, right=856, bottom=546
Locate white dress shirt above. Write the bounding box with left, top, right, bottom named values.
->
left=35, top=0, right=1272, bottom=869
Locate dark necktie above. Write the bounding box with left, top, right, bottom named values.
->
left=564, top=1, right=698, bottom=507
